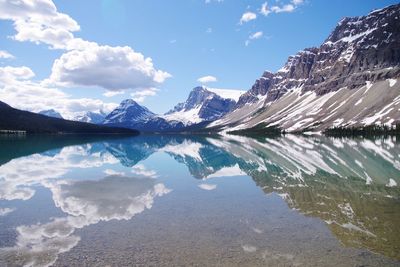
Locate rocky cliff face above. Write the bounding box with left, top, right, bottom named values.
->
left=164, top=86, right=237, bottom=123
left=211, top=4, right=400, bottom=132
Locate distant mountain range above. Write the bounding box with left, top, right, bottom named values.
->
left=1, top=4, right=399, bottom=135
left=0, top=101, right=138, bottom=134
left=102, top=86, right=245, bottom=132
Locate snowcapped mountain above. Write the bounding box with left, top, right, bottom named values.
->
left=102, top=99, right=185, bottom=132
left=103, top=87, right=244, bottom=132
left=74, top=111, right=106, bottom=124
left=103, top=99, right=155, bottom=125
left=209, top=4, right=400, bottom=133
left=38, top=109, right=63, bottom=119
left=162, top=86, right=244, bottom=125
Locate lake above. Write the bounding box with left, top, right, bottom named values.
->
left=0, top=134, right=399, bottom=266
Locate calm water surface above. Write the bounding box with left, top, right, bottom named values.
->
left=0, top=134, right=399, bottom=266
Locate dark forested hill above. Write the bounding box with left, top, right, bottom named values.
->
left=0, top=101, right=139, bottom=135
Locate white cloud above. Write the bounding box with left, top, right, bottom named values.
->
left=103, top=90, right=124, bottom=97
left=0, top=50, right=15, bottom=59
left=0, top=66, right=35, bottom=81
left=239, top=12, right=257, bottom=24
left=260, top=0, right=303, bottom=16
left=0, top=0, right=171, bottom=104
left=260, top=2, right=271, bottom=16
left=48, top=44, right=171, bottom=91
left=0, top=0, right=80, bottom=49
left=130, top=88, right=158, bottom=103
left=245, top=31, right=263, bottom=46
left=206, top=27, right=213, bottom=33
left=250, top=31, right=263, bottom=40
left=197, top=75, right=217, bottom=83
left=271, top=4, right=295, bottom=13
left=0, top=65, right=118, bottom=119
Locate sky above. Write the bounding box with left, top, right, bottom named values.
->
left=0, top=0, right=398, bottom=117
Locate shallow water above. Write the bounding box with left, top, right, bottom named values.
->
left=0, top=134, right=399, bottom=266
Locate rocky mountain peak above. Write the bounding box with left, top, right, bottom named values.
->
left=103, top=99, right=155, bottom=124
left=120, top=99, right=139, bottom=107
left=38, top=109, right=63, bottom=119
left=75, top=111, right=106, bottom=124
left=233, top=3, right=400, bottom=109
left=184, top=86, right=214, bottom=110
left=163, top=86, right=239, bottom=125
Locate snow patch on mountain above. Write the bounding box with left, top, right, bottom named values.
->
left=75, top=111, right=106, bottom=124
left=207, top=88, right=245, bottom=101
left=162, top=86, right=242, bottom=126
left=162, top=105, right=203, bottom=125
left=39, top=109, right=63, bottom=119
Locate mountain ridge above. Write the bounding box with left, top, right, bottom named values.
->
left=209, top=3, right=400, bottom=133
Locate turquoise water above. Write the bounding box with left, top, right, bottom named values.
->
left=0, top=134, right=399, bottom=266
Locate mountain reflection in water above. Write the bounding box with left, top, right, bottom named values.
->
left=0, top=134, right=398, bottom=266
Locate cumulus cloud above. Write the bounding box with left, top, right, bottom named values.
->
left=0, top=66, right=118, bottom=119
left=0, top=0, right=171, bottom=111
left=0, top=66, right=35, bottom=81
left=0, top=50, right=15, bottom=59
left=0, top=0, right=80, bottom=49
left=239, top=12, right=257, bottom=24
left=48, top=44, right=171, bottom=91
left=197, top=75, right=217, bottom=83
left=130, top=88, right=158, bottom=103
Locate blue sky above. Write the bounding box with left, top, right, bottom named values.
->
left=0, top=0, right=398, bottom=116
